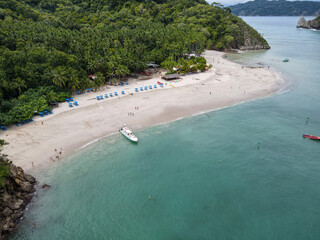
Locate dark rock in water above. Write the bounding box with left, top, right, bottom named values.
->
left=0, top=164, right=36, bottom=239
left=42, top=184, right=51, bottom=190
left=297, top=16, right=320, bottom=30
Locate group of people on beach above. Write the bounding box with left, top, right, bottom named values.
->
left=50, top=148, right=63, bottom=162
left=128, top=106, right=140, bottom=116
left=32, top=147, right=62, bottom=167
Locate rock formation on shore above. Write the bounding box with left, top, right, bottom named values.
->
left=297, top=16, right=320, bottom=30
left=0, top=164, right=36, bottom=239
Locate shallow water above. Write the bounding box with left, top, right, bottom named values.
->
left=11, top=17, right=320, bottom=240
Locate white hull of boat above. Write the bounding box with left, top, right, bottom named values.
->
left=120, top=126, right=138, bottom=142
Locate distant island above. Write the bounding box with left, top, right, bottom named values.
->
left=297, top=16, right=320, bottom=30
left=230, top=0, right=320, bottom=16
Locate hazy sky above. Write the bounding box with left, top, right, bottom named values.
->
left=207, top=0, right=320, bottom=7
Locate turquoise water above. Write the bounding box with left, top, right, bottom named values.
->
left=11, top=17, right=320, bottom=240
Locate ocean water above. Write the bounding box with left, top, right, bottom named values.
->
left=11, top=17, right=320, bottom=240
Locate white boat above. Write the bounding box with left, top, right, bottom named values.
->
left=120, top=125, right=138, bottom=142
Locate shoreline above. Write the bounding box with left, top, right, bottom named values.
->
left=0, top=50, right=286, bottom=176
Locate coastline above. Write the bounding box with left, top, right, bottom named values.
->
left=0, top=50, right=285, bottom=175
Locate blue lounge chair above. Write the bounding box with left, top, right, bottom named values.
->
left=121, top=91, right=125, bottom=95
left=144, top=86, right=148, bottom=90
left=114, top=92, right=118, bottom=96
left=149, top=85, right=152, bottom=89
left=140, top=87, right=143, bottom=91
left=135, top=88, right=138, bottom=92
left=1, top=126, right=7, bottom=131
left=100, top=95, right=103, bottom=99
left=96, top=96, right=100, bottom=100
left=69, top=103, right=73, bottom=107
left=48, top=110, right=53, bottom=114
left=125, top=81, right=129, bottom=85
left=73, top=101, right=78, bottom=106
left=66, top=98, right=70, bottom=102
left=154, top=84, right=157, bottom=88
left=39, top=112, right=44, bottom=117
left=44, top=110, right=48, bottom=115
left=120, top=82, right=124, bottom=86
left=69, top=97, right=74, bottom=101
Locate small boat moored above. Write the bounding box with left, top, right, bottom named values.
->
left=283, top=58, right=289, bottom=62
left=120, top=125, right=138, bottom=142
left=303, top=134, right=320, bottom=141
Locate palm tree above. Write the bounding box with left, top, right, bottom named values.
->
left=68, top=75, right=80, bottom=91
left=51, top=66, right=68, bottom=87
left=115, top=65, right=130, bottom=79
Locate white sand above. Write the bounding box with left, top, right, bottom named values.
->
left=0, top=50, right=284, bottom=174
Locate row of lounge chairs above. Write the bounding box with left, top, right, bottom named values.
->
left=77, top=82, right=128, bottom=95
left=96, top=91, right=126, bottom=100
left=77, top=88, right=93, bottom=95
left=39, top=110, right=53, bottom=117
left=17, top=118, right=34, bottom=126
left=1, top=117, right=35, bottom=130
left=120, top=81, right=129, bottom=86
left=135, top=85, right=158, bottom=92
left=69, top=101, right=79, bottom=107
left=66, top=97, right=79, bottom=107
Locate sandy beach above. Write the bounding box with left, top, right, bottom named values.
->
left=0, top=50, right=284, bottom=174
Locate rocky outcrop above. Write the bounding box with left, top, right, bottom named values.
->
left=297, top=16, right=309, bottom=28
left=308, top=17, right=320, bottom=30
left=239, top=43, right=270, bottom=51
left=230, top=17, right=271, bottom=51
left=0, top=164, right=36, bottom=239
left=238, top=32, right=270, bottom=50
left=297, top=16, right=320, bottom=30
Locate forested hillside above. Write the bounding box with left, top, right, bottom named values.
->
left=230, top=0, right=320, bottom=16
left=0, top=0, right=269, bottom=126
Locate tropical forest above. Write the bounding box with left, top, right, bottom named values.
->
left=0, top=0, right=269, bottom=126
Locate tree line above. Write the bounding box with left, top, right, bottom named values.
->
left=230, top=0, right=320, bottom=16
